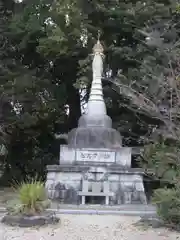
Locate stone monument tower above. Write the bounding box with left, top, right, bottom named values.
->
left=45, top=39, right=147, bottom=205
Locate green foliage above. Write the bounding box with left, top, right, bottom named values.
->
left=139, top=142, right=180, bottom=184
left=0, top=0, right=68, bottom=183
left=18, top=180, right=45, bottom=204
left=0, top=0, right=180, bottom=183
left=7, top=179, right=50, bottom=215
left=152, top=187, right=180, bottom=225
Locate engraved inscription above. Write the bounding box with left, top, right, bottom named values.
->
left=76, top=150, right=115, bottom=162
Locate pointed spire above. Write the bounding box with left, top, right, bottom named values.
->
left=86, top=35, right=107, bottom=116
left=93, top=30, right=104, bottom=55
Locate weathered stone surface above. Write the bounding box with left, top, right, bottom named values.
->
left=56, top=172, right=82, bottom=182
left=60, top=145, right=75, bottom=164
left=1, top=212, right=60, bottom=227
left=116, top=148, right=131, bottom=167
left=46, top=166, right=147, bottom=205
left=46, top=164, right=144, bottom=174
left=76, top=149, right=116, bottom=163
left=135, top=216, right=164, bottom=228
left=59, top=146, right=132, bottom=167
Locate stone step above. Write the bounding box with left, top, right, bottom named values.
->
left=47, top=209, right=157, bottom=216
left=50, top=203, right=156, bottom=211
left=0, top=205, right=156, bottom=217
left=47, top=204, right=157, bottom=216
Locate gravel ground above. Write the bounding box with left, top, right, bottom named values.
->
left=0, top=214, right=179, bottom=240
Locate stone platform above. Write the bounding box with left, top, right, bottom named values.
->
left=46, top=164, right=147, bottom=205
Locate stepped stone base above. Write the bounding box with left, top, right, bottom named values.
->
left=45, top=164, right=147, bottom=205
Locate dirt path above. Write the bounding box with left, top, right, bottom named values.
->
left=0, top=214, right=179, bottom=240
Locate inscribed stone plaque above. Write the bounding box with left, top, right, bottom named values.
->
left=76, top=149, right=115, bottom=163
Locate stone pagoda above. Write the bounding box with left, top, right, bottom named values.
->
left=45, top=40, right=147, bottom=205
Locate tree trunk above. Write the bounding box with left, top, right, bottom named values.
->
left=67, top=84, right=81, bottom=130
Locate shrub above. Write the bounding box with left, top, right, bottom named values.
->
left=138, top=142, right=180, bottom=185
left=7, top=179, right=51, bottom=215
left=152, top=186, right=180, bottom=225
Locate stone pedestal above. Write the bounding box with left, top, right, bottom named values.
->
left=59, top=145, right=131, bottom=167
left=45, top=162, right=147, bottom=205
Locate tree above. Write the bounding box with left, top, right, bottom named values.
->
left=14, top=0, right=180, bottom=146
left=0, top=0, right=179, bottom=183
left=0, top=0, right=67, bottom=183
left=78, top=0, right=176, bottom=145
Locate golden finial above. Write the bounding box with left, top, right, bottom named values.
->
left=93, top=30, right=104, bottom=54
